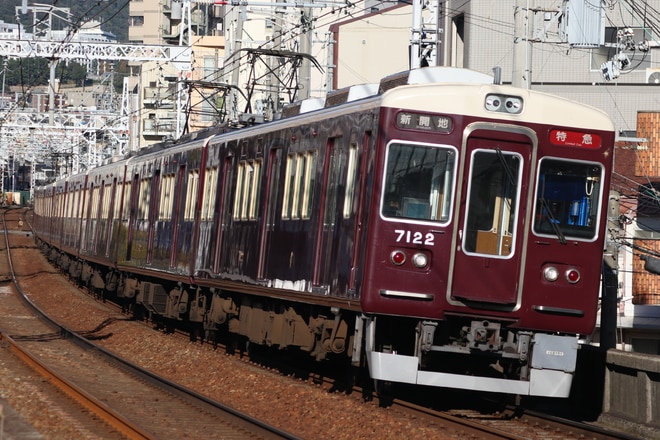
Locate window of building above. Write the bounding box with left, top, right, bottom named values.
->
left=129, top=16, right=144, bottom=27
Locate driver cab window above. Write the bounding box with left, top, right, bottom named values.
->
left=533, top=158, right=602, bottom=240
left=381, top=142, right=456, bottom=223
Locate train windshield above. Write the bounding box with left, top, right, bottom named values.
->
left=533, top=158, right=603, bottom=241
left=381, top=142, right=456, bottom=223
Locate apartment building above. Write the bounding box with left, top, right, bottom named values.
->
left=128, top=0, right=225, bottom=146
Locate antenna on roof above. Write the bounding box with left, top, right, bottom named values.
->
left=492, top=67, right=502, bottom=85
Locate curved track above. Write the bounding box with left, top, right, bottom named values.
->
left=0, top=207, right=299, bottom=440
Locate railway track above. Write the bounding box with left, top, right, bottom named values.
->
left=1, top=207, right=638, bottom=439
left=0, top=207, right=299, bottom=440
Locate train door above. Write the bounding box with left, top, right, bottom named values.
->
left=93, top=181, right=105, bottom=255
left=257, top=147, right=282, bottom=279
left=83, top=182, right=98, bottom=253
left=170, top=165, right=186, bottom=268
left=126, top=174, right=139, bottom=261
left=449, top=127, right=534, bottom=306
left=214, top=155, right=235, bottom=273
left=105, top=178, right=117, bottom=257
left=313, top=136, right=357, bottom=295
left=146, top=170, right=160, bottom=264
left=348, top=133, right=370, bottom=292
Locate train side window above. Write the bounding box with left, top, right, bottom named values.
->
left=381, top=142, right=456, bottom=223
left=91, top=185, right=101, bottom=219
left=122, top=181, right=132, bottom=221
left=282, top=154, right=295, bottom=220
left=185, top=170, right=199, bottom=221
left=102, top=183, right=112, bottom=220
left=138, top=178, right=151, bottom=220
left=65, top=191, right=72, bottom=218
left=201, top=167, right=218, bottom=221
left=159, top=175, right=175, bottom=221
left=234, top=160, right=261, bottom=221
left=463, top=150, right=521, bottom=257
left=248, top=160, right=262, bottom=220
left=533, top=158, right=602, bottom=240
left=114, top=182, right=122, bottom=220
left=301, top=151, right=316, bottom=219
left=282, top=151, right=316, bottom=220
left=343, top=143, right=358, bottom=219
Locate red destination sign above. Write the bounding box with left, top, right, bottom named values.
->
left=549, top=129, right=601, bottom=149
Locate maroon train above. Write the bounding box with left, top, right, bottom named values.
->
left=33, top=67, right=615, bottom=397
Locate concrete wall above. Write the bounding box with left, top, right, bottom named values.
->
left=600, top=349, right=660, bottom=439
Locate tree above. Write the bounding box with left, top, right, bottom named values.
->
left=4, top=58, right=50, bottom=87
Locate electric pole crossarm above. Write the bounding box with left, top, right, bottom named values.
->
left=0, top=40, right=192, bottom=66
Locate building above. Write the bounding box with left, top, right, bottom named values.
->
left=128, top=0, right=226, bottom=146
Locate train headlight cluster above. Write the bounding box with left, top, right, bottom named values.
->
left=390, top=250, right=429, bottom=269
left=543, top=265, right=581, bottom=284
left=484, top=94, right=524, bottom=114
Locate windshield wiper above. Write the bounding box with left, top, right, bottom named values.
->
left=540, top=197, right=567, bottom=245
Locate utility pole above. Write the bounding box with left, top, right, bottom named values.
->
left=512, top=0, right=532, bottom=88
left=298, top=8, right=313, bottom=100
left=600, top=191, right=621, bottom=350
left=410, top=0, right=440, bottom=68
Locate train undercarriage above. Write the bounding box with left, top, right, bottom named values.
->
left=44, top=243, right=578, bottom=398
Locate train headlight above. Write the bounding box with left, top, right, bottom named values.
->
left=485, top=94, right=524, bottom=114
left=412, top=252, right=428, bottom=268
left=543, top=266, right=559, bottom=282
left=391, top=250, right=406, bottom=266
left=504, top=97, right=523, bottom=113
left=565, top=268, right=581, bottom=284
left=485, top=95, right=502, bottom=112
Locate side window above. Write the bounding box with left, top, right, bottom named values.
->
left=90, top=185, right=100, bottom=219
left=159, top=175, right=175, bottom=221
left=301, top=151, right=316, bottom=219
left=102, top=183, right=112, bottom=220
left=115, top=182, right=123, bottom=220
left=282, top=154, right=295, bottom=219
left=233, top=159, right=262, bottom=221
left=138, top=178, right=151, bottom=220
left=343, top=143, right=358, bottom=219
left=201, top=167, right=218, bottom=221
left=282, top=150, right=316, bottom=220
left=184, top=170, right=199, bottom=221
left=122, top=181, right=132, bottom=221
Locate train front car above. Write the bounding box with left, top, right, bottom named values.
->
left=361, top=70, right=614, bottom=397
